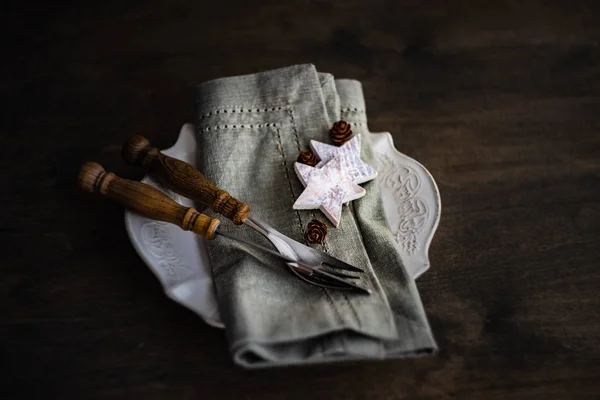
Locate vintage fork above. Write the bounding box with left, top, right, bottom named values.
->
left=120, top=135, right=371, bottom=294
left=77, top=162, right=369, bottom=294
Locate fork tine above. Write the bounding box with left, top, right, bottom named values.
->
left=246, top=216, right=365, bottom=273
left=316, top=268, right=360, bottom=279
left=288, top=266, right=355, bottom=291
left=311, top=268, right=371, bottom=294
left=308, top=248, right=365, bottom=273
left=218, top=230, right=363, bottom=284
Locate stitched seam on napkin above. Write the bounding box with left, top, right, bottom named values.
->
left=288, top=102, right=332, bottom=254
left=288, top=106, right=322, bottom=235
left=280, top=109, right=345, bottom=327
left=275, top=127, right=304, bottom=232
left=201, top=123, right=279, bottom=132
left=275, top=118, right=345, bottom=329
left=199, top=105, right=286, bottom=121
left=287, top=107, right=303, bottom=155
left=341, top=108, right=367, bottom=128
left=288, top=106, right=334, bottom=254
left=340, top=107, right=365, bottom=114
left=288, top=107, right=321, bottom=238
left=275, top=120, right=345, bottom=327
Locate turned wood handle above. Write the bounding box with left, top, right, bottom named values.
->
left=122, top=135, right=251, bottom=225
left=77, top=162, right=221, bottom=240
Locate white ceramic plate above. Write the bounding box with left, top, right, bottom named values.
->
left=124, top=124, right=441, bottom=329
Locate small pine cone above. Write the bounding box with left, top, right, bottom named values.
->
left=305, top=219, right=328, bottom=245
left=330, top=120, right=353, bottom=145
left=297, top=149, right=317, bottom=166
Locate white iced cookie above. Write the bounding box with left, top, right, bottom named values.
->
left=293, top=134, right=377, bottom=227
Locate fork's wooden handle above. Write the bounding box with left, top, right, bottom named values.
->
left=77, top=162, right=221, bottom=240
left=122, top=135, right=250, bottom=225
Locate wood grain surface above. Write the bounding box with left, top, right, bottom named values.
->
left=2, top=0, right=600, bottom=398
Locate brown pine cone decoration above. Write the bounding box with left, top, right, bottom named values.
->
left=330, top=120, right=353, bottom=145
left=297, top=149, right=317, bottom=166
left=305, top=219, right=328, bottom=245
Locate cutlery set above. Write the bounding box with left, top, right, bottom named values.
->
left=78, top=135, right=371, bottom=294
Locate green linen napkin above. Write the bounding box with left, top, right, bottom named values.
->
left=195, top=64, right=437, bottom=368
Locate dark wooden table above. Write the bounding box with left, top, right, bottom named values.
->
left=3, top=1, right=600, bottom=398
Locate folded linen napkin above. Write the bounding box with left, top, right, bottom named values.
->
left=195, top=64, right=437, bottom=368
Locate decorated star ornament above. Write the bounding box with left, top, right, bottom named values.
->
left=311, top=134, right=374, bottom=177
left=293, top=134, right=378, bottom=227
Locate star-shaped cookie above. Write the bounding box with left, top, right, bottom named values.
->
left=293, top=156, right=366, bottom=227
left=293, top=134, right=377, bottom=227
left=309, top=135, right=377, bottom=184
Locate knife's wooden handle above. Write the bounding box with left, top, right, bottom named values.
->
left=122, top=135, right=250, bottom=225
left=78, top=162, right=220, bottom=240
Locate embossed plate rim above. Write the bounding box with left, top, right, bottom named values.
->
left=371, top=131, right=442, bottom=279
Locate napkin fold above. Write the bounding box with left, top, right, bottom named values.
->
left=195, top=64, right=437, bottom=368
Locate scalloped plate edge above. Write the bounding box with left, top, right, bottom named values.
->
left=370, top=131, right=442, bottom=279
